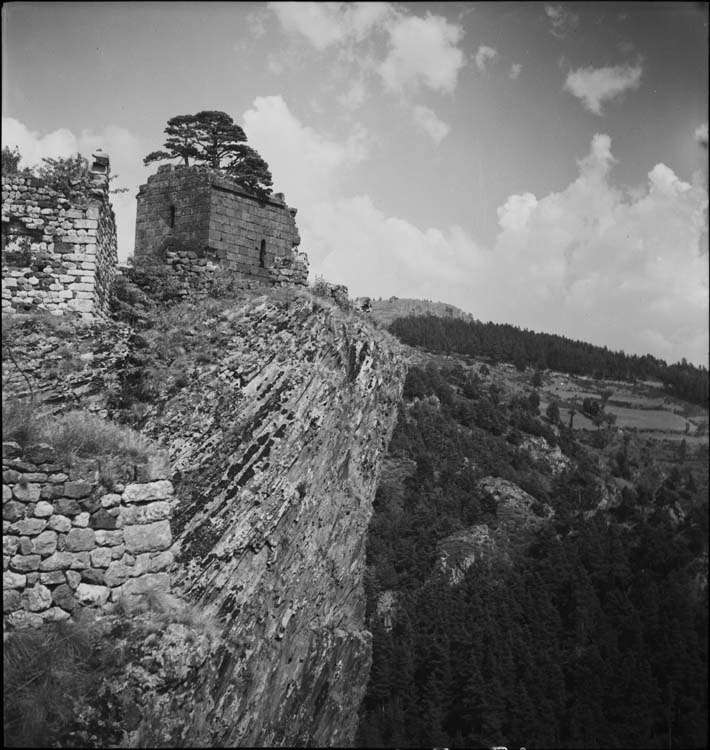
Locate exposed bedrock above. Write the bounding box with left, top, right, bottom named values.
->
left=146, top=295, right=406, bottom=746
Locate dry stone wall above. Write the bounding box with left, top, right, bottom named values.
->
left=134, top=164, right=308, bottom=288
left=3, top=441, right=175, bottom=628
left=1, top=153, right=118, bottom=320
left=125, top=248, right=300, bottom=301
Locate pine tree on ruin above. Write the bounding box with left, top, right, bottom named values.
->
left=144, top=110, right=273, bottom=196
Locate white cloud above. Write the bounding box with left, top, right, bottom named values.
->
left=509, top=63, right=522, bottom=80
left=267, top=52, right=284, bottom=75
left=411, top=105, right=450, bottom=145
left=337, top=79, right=368, bottom=110
left=545, top=4, right=579, bottom=39
left=563, top=63, right=643, bottom=115
left=268, top=3, right=466, bottom=103
left=305, top=195, right=485, bottom=300
left=475, top=45, right=497, bottom=73
left=242, top=95, right=371, bottom=207
left=268, top=1, right=395, bottom=50
left=240, top=98, right=708, bottom=364
left=2, top=117, right=78, bottom=165
left=696, top=121, right=708, bottom=148
left=246, top=7, right=270, bottom=38
left=1, top=117, right=147, bottom=263
left=378, top=13, right=465, bottom=95
left=490, top=134, right=708, bottom=365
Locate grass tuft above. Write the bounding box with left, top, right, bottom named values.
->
left=2, top=401, right=155, bottom=476
left=1, top=398, right=44, bottom=446
left=3, top=617, right=100, bottom=748
left=115, top=587, right=224, bottom=646
left=41, top=409, right=153, bottom=466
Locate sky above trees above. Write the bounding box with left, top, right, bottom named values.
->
left=2, top=2, right=708, bottom=366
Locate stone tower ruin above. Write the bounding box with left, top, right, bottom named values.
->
left=133, top=165, right=308, bottom=287
left=1, top=152, right=117, bottom=319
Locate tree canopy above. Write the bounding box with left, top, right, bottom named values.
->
left=358, top=360, right=708, bottom=749
left=143, top=110, right=273, bottom=195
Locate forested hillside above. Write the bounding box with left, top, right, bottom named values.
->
left=389, top=315, right=709, bottom=408
left=358, top=360, right=708, bottom=749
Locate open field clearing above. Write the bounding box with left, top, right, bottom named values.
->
left=605, top=405, right=690, bottom=432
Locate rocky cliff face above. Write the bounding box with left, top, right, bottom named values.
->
left=3, top=287, right=406, bottom=746
left=125, top=291, right=406, bottom=746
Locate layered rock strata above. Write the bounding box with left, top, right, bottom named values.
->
left=3, top=290, right=406, bottom=746
left=133, top=294, right=406, bottom=746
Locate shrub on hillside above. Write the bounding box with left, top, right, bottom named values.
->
left=2, top=398, right=44, bottom=446
left=309, top=275, right=352, bottom=312
left=310, top=275, right=331, bottom=298
left=109, top=272, right=153, bottom=327
left=41, top=409, right=153, bottom=465
left=3, top=615, right=102, bottom=748
left=2, top=402, right=154, bottom=471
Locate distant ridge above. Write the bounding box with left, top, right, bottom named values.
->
left=362, top=296, right=474, bottom=327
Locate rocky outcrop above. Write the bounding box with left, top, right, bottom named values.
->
left=126, top=293, right=406, bottom=747
left=435, top=525, right=504, bottom=584
left=520, top=435, right=572, bottom=476
left=432, top=478, right=556, bottom=586
left=3, top=289, right=405, bottom=746
left=477, top=476, right=553, bottom=532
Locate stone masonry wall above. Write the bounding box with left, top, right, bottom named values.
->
left=3, top=441, right=176, bottom=629
left=134, top=164, right=307, bottom=287
left=1, top=153, right=118, bottom=320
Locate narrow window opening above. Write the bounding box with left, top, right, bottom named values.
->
left=259, top=239, right=266, bottom=268
left=170, top=205, right=176, bottom=228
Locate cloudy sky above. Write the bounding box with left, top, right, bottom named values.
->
left=2, top=2, right=708, bottom=366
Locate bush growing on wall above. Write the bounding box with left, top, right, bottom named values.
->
left=1, top=145, right=25, bottom=174
left=35, top=155, right=93, bottom=201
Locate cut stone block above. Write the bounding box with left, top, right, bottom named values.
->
left=65, top=527, right=95, bottom=551
left=75, top=583, right=110, bottom=606
left=123, top=520, right=171, bottom=554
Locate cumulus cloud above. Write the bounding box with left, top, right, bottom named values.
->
left=267, top=1, right=394, bottom=51
left=509, top=63, right=522, bottom=80
left=474, top=45, right=498, bottom=73
left=1, top=117, right=147, bottom=263
left=240, top=98, right=708, bottom=365
left=337, top=79, right=368, bottom=110
left=545, top=3, right=579, bottom=39
left=696, top=121, right=708, bottom=148
left=268, top=3, right=466, bottom=103
left=306, top=195, right=485, bottom=299
left=490, top=134, right=708, bottom=364
left=411, top=105, right=450, bottom=145
left=564, top=63, right=643, bottom=115
left=242, top=95, right=371, bottom=207
left=379, top=13, right=466, bottom=95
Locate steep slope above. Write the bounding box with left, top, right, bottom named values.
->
left=359, top=358, right=708, bottom=749
left=136, top=291, right=407, bottom=746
